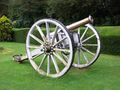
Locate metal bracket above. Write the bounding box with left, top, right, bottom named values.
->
left=13, top=54, right=27, bottom=63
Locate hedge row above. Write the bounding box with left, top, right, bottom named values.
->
left=13, top=28, right=29, bottom=43
left=100, top=36, right=120, bottom=55
left=96, top=26, right=120, bottom=56
left=13, top=26, right=120, bottom=55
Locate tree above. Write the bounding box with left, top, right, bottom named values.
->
left=0, top=0, right=9, bottom=17
left=8, top=0, right=47, bottom=27
left=7, top=0, right=120, bottom=26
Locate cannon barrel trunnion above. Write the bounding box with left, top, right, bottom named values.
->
left=13, top=16, right=101, bottom=78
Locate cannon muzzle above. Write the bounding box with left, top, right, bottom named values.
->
left=66, top=15, right=93, bottom=30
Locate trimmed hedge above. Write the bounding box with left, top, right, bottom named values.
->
left=13, top=26, right=120, bottom=55
left=13, top=28, right=29, bottom=43
left=101, top=36, right=120, bottom=55
left=96, top=26, right=120, bottom=55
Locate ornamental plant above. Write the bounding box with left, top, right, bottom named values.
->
left=0, top=15, right=13, bottom=41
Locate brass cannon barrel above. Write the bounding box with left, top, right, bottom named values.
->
left=66, top=15, right=93, bottom=30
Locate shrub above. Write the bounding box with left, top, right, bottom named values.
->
left=0, top=15, right=13, bottom=41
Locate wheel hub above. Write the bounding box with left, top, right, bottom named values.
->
left=45, top=46, right=51, bottom=53
left=43, top=43, right=53, bottom=54
left=77, top=41, right=83, bottom=48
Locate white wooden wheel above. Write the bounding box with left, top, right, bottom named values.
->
left=26, top=19, right=73, bottom=78
left=72, top=24, right=101, bottom=68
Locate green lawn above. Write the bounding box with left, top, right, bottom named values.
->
left=0, top=42, right=120, bottom=90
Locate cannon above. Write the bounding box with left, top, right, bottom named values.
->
left=13, top=16, right=101, bottom=78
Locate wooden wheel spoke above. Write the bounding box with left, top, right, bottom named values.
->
left=32, top=53, right=43, bottom=59
left=45, top=22, right=50, bottom=41
left=38, top=55, right=47, bottom=69
left=53, top=48, right=70, bottom=53
left=47, top=55, right=50, bottom=75
left=52, top=26, right=59, bottom=44
left=51, top=55, right=60, bottom=73
left=82, top=44, right=98, bottom=47
left=36, top=25, right=46, bottom=42
left=62, top=53, right=68, bottom=61
left=81, top=49, right=89, bottom=63
left=31, top=48, right=44, bottom=59
left=53, top=52, right=67, bottom=66
left=82, top=34, right=95, bottom=43
left=28, top=45, right=40, bottom=49
left=53, top=37, right=67, bottom=47
left=30, top=34, right=44, bottom=44
left=81, top=46, right=95, bottom=56
left=80, top=27, right=88, bottom=40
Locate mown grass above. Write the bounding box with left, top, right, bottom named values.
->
left=0, top=42, right=120, bottom=90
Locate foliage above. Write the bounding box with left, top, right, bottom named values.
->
left=8, top=0, right=47, bottom=28
left=0, top=15, right=13, bottom=41
left=46, top=0, right=80, bottom=24
left=0, top=0, right=9, bottom=17
left=1, top=0, right=120, bottom=27
left=46, top=0, right=120, bottom=25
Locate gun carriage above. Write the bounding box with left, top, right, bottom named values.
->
left=13, top=16, right=101, bottom=78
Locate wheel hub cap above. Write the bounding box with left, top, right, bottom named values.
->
left=43, top=43, right=53, bottom=54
